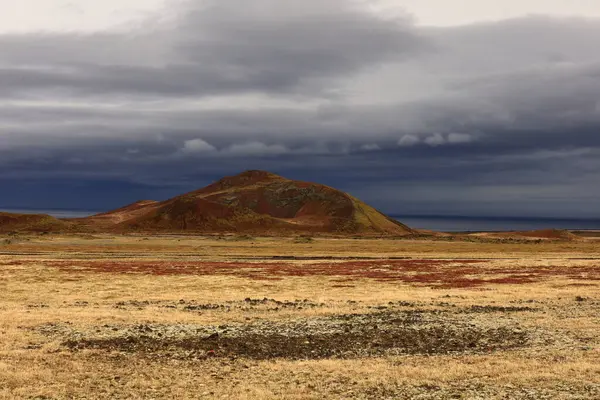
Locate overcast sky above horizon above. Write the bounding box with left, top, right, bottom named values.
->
left=1, top=0, right=600, bottom=217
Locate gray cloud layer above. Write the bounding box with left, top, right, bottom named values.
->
left=1, top=0, right=600, bottom=216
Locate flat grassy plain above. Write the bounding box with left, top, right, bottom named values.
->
left=1, top=234, right=599, bottom=399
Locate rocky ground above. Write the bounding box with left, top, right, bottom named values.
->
left=37, top=305, right=530, bottom=360
left=23, top=297, right=600, bottom=399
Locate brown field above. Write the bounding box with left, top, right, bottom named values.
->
left=1, top=234, right=600, bottom=399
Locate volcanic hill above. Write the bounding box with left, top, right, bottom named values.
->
left=81, top=170, right=413, bottom=235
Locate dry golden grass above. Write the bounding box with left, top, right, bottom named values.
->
left=0, top=234, right=599, bottom=399
left=4, top=234, right=600, bottom=259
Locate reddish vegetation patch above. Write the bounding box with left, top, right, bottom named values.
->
left=32, top=259, right=600, bottom=288
left=8, top=258, right=600, bottom=289
left=559, top=283, right=598, bottom=287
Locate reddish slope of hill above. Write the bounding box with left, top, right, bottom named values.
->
left=84, top=200, right=160, bottom=226
left=85, top=170, right=413, bottom=235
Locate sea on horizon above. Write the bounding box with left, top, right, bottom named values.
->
left=2, top=208, right=600, bottom=232
left=392, top=215, right=600, bottom=232
left=0, top=208, right=99, bottom=219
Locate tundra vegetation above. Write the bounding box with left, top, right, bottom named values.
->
left=0, top=234, right=599, bottom=399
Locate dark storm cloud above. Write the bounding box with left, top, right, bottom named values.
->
left=1, top=1, right=600, bottom=216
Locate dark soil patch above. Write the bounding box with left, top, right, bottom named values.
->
left=115, top=300, right=151, bottom=309
left=464, top=305, right=539, bottom=313
left=111, top=297, right=326, bottom=312
left=26, top=304, right=50, bottom=309
left=61, top=311, right=528, bottom=360
left=182, top=303, right=227, bottom=311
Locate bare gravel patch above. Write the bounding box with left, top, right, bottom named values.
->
left=37, top=310, right=531, bottom=360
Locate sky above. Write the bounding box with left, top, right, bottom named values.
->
left=1, top=0, right=600, bottom=217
